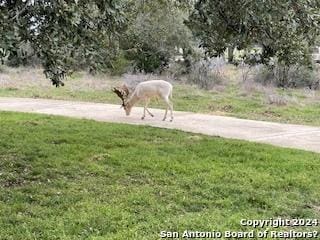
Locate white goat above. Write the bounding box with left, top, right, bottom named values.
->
left=112, top=80, right=174, bottom=121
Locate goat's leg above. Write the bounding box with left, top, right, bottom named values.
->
left=141, top=107, right=146, bottom=120
left=145, top=99, right=154, bottom=117
left=142, top=99, right=153, bottom=120
left=146, top=108, right=154, bottom=117
left=163, top=97, right=173, bottom=121
left=162, top=107, right=168, bottom=121
left=169, top=101, right=173, bottom=122
left=141, top=104, right=146, bottom=120
left=163, top=97, right=174, bottom=122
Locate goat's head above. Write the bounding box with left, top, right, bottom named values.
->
left=123, top=102, right=133, bottom=116
left=112, top=85, right=132, bottom=115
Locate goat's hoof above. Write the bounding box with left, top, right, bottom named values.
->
left=170, top=119, right=173, bottom=122
left=151, top=114, right=154, bottom=117
left=162, top=118, right=166, bottom=121
left=141, top=117, right=145, bottom=120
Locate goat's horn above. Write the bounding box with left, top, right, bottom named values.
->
left=112, top=87, right=127, bottom=108
left=112, top=87, right=124, bottom=99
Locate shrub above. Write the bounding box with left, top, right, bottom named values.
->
left=186, top=57, right=225, bottom=90
left=124, top=45, right=170, bottom=74
left=251, top=65, right=274, bottom=86
left=109, top=53, right=133, bottom=75
left=287, top=65, right=319, bottom=89
left=252, top=62, right=320, bottom=89
left=165, top=61, right=188, bottom=80
left=265, top=93, right=288, bottom=106
left=0, top=64, right=5, bottom=73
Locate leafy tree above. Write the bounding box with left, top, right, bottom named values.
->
left=187, top=0, right=320, bottom=66
left=0, top=0, right=125, bottom=86
left=119, top=0, right=194, bottom=73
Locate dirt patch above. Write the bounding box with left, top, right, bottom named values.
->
left=0, top=154, right=32, bottom=188
left=187, top=135, right=203, bottom=141
left=1, top=177, right=26, bottom=188
left=90, top=153, right=111, bottom=161
left=208, top=104, right=233, bottom=113
left=306, top=204, right=320, bottom=213
left=263, top=110, right=281, bottom=118
left=20, top=120, right=41, bottom=126
left=221, top=104, right=233, bottom=112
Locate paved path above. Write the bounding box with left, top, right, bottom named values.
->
left=1, top=97, right=320, bottom=153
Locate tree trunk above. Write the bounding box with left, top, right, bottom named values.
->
left=227, top=47, right=234, bottom=63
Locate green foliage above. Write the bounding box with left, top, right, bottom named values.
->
left=2, top=0, right=320, bottom=85
left=0, top=0, right=197, bottom=80
left=0, top=112, right=319, bottom=239
left=5, top=42, right=37, bottom=67
left=0, top=0, right=126, bottom=86
left=187, top=0, right=320, bottom=67
left=109, top=51, right=133, bottom=75
left=120, top=0, right=194, bottom=73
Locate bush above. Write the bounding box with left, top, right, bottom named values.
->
left=165, top=61, right=188, bottom=80
left=124, top=45, right=170, bottom=74
left=0, top=64, right=5, bottom=73
left=250, top=65, right=274, bottom=85
left=265, top=93, right=288, bottom=106
left=252, top=62, right=320, bottom=89
left=186, top=57, right=225, bottom=90
left=287, top=65, right=319, bottom=89
left=164, top=46, right=205, bottom=81
left=109, top=53, right=133, bottom=75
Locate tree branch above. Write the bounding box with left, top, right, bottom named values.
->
left=10, top=0, right=30, bottom=23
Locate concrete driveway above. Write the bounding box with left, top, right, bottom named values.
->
left=0, top=97, right=320, bottom=153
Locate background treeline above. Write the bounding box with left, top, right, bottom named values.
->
left=1, top=0, right=320, bottom=88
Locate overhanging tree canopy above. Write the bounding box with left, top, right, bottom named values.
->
left=0, top=0, right=126, bottom=86
left=187, top=0, right=320, bottom=66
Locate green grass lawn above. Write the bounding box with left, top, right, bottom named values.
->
left=0, top=112, right=319, bottom=239
left=1, top=67, right=320, bottom=126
